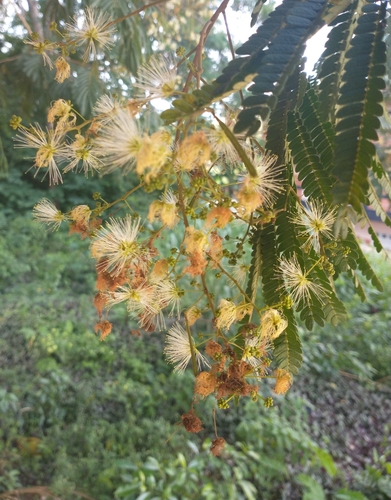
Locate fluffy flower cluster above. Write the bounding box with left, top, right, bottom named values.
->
left=22, top=8, right=331, bottom=443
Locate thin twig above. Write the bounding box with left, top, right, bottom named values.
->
left=0, top=56, right=19, bottom=65
left=165, top=425, right=181, bottom=444
left=185, top=314, right=198, bottom=376
left=200, top=273, right=226, bottom=341
left=104, top=183, right=144, bottom=210
left=215, top=262, right=261, bottom=316
left=182, top=0, right=230, bottom=92
left=339, top=370, right=391, bottom=391
left=104, top=0, right=170, bottom=28
left=11, top=0, right=33, bottom=35
left=222, top=10, right=244, bottom=105
left=201, top=273, right=216, bottom=316
left=175, top=171, right=189, bottom=227
left=26, top=0, right=44, bottom=38
left=0, top=486, right=96, bottom=500
left=212, top=408, right=218, bottom=437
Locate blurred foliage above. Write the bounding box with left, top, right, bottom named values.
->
left=302, top=257, right=391, bottom=381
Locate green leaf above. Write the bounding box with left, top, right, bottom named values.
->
left=366, top=183, right=391, bottom=227
left=299, top=291, right=325, bottom=330
left=115, top=484, right=140, bottom=497
left=345, top=229, right=383, bottom=291
left=336, top=489, right=369, bottom=500
left=214, top=0, right=344, bottom=134
left=347, top=269, right=367, bottom=302
left=296, top=474, right=326, bottom=500
left=287, top=110, right=334, bottom=205
left=314, top=447, right=337, bottom=477
left=72, top=63, right=104, bottom=116
left=318, top=1, right=361, bottom=122
left=276, top=208, right=300, bottom=258
left=251, top=0, right=267, bottom=27
left=238, top=479, right=257, bottom=500
left=273, top=309, right=302, bottom=375
left=258, top=222, right=281, bottom=306
left=368, top=224, right=383, bottom=253
left=372, top=156, right=391, bottom=199
left=313, top=265, right=346, bottom=325
left=160, top=109, right=183, bottom=124
left=332, top=2, right=387, bottom=211
left=172, top=99, right=195, bottom=113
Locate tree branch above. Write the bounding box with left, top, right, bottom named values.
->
left=183, top=0, right=230, bottom=91
left=26, top=0, right=44, bottom=38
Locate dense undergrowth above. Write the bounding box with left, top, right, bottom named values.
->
left=0, top=204, right=391, bottom=499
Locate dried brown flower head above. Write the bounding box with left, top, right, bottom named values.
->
left=184, top=250, right=207, bottom=276
left=95, top=320, right=112, bottom=340
left=95, top=260, right=128, bottom=292
left=194, top=371, right=218, bottom=397
left=205, top=340, right=222, bottom=358
left=54, top=56, right=71, bottom=83
left=210, top=437, right=226, bottom=457
left=184, top=306, right=202, bottom=326
left=181, top=409, right=203, bottom=433
left=94, top=291, right=108, bottom=318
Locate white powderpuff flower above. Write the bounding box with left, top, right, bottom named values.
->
left=293, top=201, right=337, bottom=253
left=161, top=189, right=177, bottom=206
left=91, top=216, right=146, bottom=275
left=278, top=254, right=326, bottom=307
left=253, top=153, right=284, bottom=204
left=237, top=152, right=284, bottom=213
left=164, top=322, right=209, bottom=375
left=216, top=299, right=237, bottom=330
left=230, top=263, right=250, bottom=288
left=106, top=283, right=158, bottom=316
left=242, top=335, right=270, bottom=370
left=63, top=134, right=101, bottom=174
left=139, top=309, right=166, bottom=332
left=47, top=99, right=75, bottom=128
left=66, top=7, right=116, bottom=61
left=133, top=55, right=178, bottom=99
left=33, top=198, right=67, bottom=231
left=93, top=94, right=117, bottom=115
left=148, top=189, right=179, bottom=228
left=260, top=309, right=288, bottom=340
left=215, top=300, right=252, bottom=331
left=93, top=94, right=118, bottom=124
left=94, top=109, right=143, bottom=174
left=155, top=279, right=183, bottom=318
left=69, top=205, right=91, bottom=224
left=136, top=131, right=172, bottom=180
left=15, top=124, right=66, bottom=185
left=24, top=39, right=56, bottom=68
